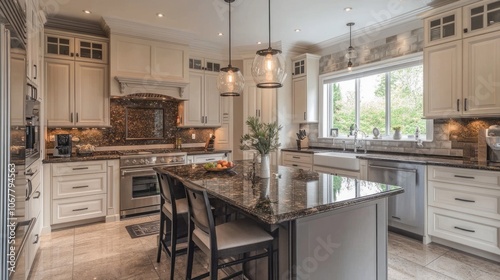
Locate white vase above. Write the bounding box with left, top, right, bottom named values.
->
left=260, top=153, right=271, bottom=178
left=393, top=129, right=402, bottom=140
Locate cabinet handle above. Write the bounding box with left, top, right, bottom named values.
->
left=70, top=113, right=74, bottom=123
left=454, top=175, right=475, bottom=179
left=72, top=207, right=89, bottom=212
left=292, top=164, right=298, bottom=167
left=454, top=226, right=475, bottom=233
left=391, top=216, right=401, bottom=220
left=464, top=28, right=468, bottom=33
left=205, top=158, right=216, bottom=162
left=455, top=198, right=475, bottom=203
left=72, top=185, right=89, bottom=189
left=33, top=64, right=37, bottom=80
left=25, top=169, right=35, bottom=176
left=292, top=156, right=300, bottom=159
left=33, top=234, right=39, bottom=244
left=72, top=167, right=89, bottom=170
left=33, top=191, right=41, bottom=199
left=205, top=116, right=207, bottom=123
left=304, top=112, right=306, bottom=120
left=464, top=98, right=468, bottom=111
left=457, top=99, right=460, bottom=111
left=26, top=179, right=32, bottom=201
left=76, top=113, right=79, bottom=122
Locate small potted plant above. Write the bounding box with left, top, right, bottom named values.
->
left=393, top=126, right=402, bottom=140
left=240, top=117, right=282, bottom=178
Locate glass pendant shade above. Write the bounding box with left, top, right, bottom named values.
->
left=251, top=0, right=286, bottom=88
left=346, top=22, right=356, bottom=69
left=345, top=45, right=357, bottom=59
left=218, top=66, right=245, bottom=96
left=251, top=47, right=286, bottom=88
left=218, top=0, right=244, bottom=96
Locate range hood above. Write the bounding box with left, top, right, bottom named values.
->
left=114, top=76, right=189, bottom=100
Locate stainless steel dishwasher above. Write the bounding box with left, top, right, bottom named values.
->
left=367, top=159, right=425, bottom=239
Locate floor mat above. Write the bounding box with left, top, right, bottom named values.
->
left=125, top=220, right=160, bottom=239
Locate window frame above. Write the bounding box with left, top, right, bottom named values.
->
left=318, top=53, right=433, bottom=141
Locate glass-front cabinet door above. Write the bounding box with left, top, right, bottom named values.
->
left=292, top=59, right=305, bottom=77
left=45, top=35, right=108, bottom=63
left=45, top=34, right=75, bottom=59
left=424, top=9, right=462, bottom=47
left=75, top=39, right=108, bottom=63
left=463, top=0, right=500, bottom=37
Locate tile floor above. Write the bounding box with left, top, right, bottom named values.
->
left=28, top=214, right=500, bottom=280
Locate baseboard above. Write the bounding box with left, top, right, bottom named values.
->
left=105, top=214, right=120, bottom=223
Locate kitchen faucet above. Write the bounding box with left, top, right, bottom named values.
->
left=353, top=129, right=367, bottom=153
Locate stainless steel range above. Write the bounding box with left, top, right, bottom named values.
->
left=120, top=150, right=187, bottom=217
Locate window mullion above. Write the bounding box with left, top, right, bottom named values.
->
left=385, top=72, right=391, bottom=136
left=356, top=78, right=360, bottom=129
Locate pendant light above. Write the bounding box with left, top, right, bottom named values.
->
left=251, top=0, right=286, bottom=88
left=218, top=0, right=245, bottom=96
left=346, top=22, right=357, bottom=71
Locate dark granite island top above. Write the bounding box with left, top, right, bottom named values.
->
left=161, top=160, right=403, bottom=279
left=160, top=160, right=403, bottom=225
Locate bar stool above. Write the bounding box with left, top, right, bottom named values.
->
left=155, top=168, right=189, bottom=280
left=182, top=179, right=275, bottom=280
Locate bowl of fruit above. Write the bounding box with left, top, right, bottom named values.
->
left=203, top=160, right=236, bottom=172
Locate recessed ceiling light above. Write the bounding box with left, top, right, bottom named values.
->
left=344, top=7, right=353, bottom=12
left=157, top=13, right=164, bottom=18
left=257, top=41, right=262, bottom=45
left=218, top=32, right=223, bottom=36
left=83, top=10, right=91, bottom=14
left=294, top=29, right=301, bottom=32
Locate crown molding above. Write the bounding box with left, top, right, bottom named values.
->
left=311, top=6, right=430, bottom=52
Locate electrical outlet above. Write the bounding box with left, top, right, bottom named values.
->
left=192, top=133, right=196, bottom=140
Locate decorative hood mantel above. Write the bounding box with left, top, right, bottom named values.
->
left=114, top=76, right=189, bottom=100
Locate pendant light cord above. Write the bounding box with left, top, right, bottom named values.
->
left=268, top=0, right=271, bottom=49
left=228, top=0, right=232, bottom=66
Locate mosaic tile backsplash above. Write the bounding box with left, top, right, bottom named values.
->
left=46, top=98, right=215, bottom=149
left=302, top=118, right=500, bottom=158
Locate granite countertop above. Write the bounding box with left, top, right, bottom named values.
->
left=160, top=160, right=403, bottom=225
left=42, top=149, right=232, bottom=164
left=282, top=147, right=500, bottom=172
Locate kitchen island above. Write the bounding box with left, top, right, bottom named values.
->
left=160, top=160, right=403, bottom=280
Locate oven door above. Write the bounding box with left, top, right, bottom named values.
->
left=120, top=167, right=161, bottom=215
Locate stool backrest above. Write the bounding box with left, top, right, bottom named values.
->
left=182, top=179, right=215, bottom=237
left=154, top=168, right=182, bottom=215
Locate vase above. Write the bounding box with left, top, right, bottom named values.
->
left=393, top=129, right=402, bottom=140
left=260, top=153, right=271, bottom=178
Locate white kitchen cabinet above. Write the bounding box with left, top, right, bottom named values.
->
left=282, top=151, right=313, bottom=171
left=26, top=0, right=45, bottom=87
left=25, top=159, right=42, bottom=276
left=189, top=57, right=223, bottom=72
left=215, top=96, right=232, bottom=150
left=178, top=71, right=221, bottom=127
left=45, top=58, right=109, bottom=127
left=45, top=31, right=108, bottom=64
left=427, top=165, right=500, bottom=257
left=424, top=41, right=463, bottom=118
left=292, top=53, right=320, bottom=123
left=424, top=8, right=462, bottom=47
left=463, top=0, right=500, bottom=38
left=462, top=31, right=500, bottom=115
left=50, top=161, right=115, bottom=226
left=11, top=51, right=26, bottom=126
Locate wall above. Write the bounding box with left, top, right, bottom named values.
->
left=303, top=118, right=500, bottom=158
left=46, top=98, right=215, bottom=150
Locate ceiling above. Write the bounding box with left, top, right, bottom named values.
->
left=41, top=0, right=454, bottom=50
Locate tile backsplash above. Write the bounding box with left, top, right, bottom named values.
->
left=46, top=98, right=215, bottom=149
left=302, top=118, right=500, bottom=158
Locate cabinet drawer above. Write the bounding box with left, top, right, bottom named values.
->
left=428, top=207, right=500, bottom=255
left=52, top=161, right=107, bottom=176
left=52, top=173, right=107, bottom=199
left=428, top=181, right=500, bottom=220
left=283, top=161, right=312, bottom=171
left=428, top=166, right=500, bottom=189
left=52, top=194, right=106, bottom=224
left=282, top=152, right=313, bottom=164
left=193, top=154, right=226, bottom=163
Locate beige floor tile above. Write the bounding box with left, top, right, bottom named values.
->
left=30, top=244, right=74, bottom=271
left=72, top=250, right=158, bottom=280
left=388, top=254, right=454, bottom=280
left=388, top=232, right=449, bottom=266
left=443, top=249, right=500, bottom=277
left=29, top=265, right=73, bottom=280
left=426, top=252, right=488, bottom=280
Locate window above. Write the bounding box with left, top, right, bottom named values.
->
left=321, top=58, right=431, bottom=140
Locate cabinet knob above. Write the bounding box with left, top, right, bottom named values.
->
left=76, top=53, right=80, bottom=57
left=464, top=28, right=468, bottom=33
left=70, top=52, right=74, bottom=57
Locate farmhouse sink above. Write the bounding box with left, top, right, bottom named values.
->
left=313, top=151, right=360, bottom=171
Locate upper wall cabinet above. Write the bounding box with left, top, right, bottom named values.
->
left=45, top=31, right=108, bottom=64
left=110, top=34, right=189, bottom=98
left=424, top=9, right=462, bottom=47
left=291, top=53, right=320, bottom=123
left=463, top=0, right=500, bottom=37
left=189, top=57, right=223, bottom=72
